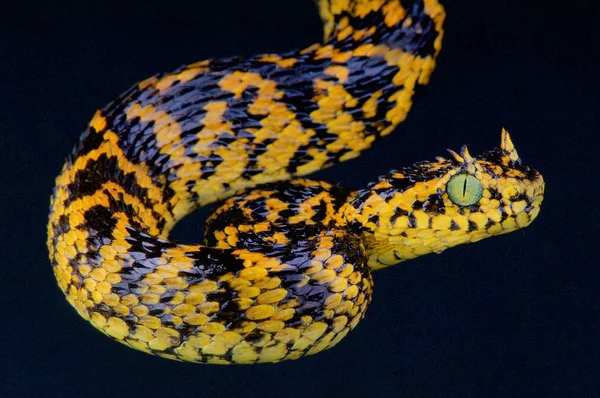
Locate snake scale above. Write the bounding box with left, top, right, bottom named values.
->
left=47, top=0, right=545, bottom=364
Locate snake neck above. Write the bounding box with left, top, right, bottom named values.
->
left=338, top=183, right=452, bottom=271
left=336, top=189, right=391, bottom=270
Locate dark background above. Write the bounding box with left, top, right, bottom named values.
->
left=1, top=0, right=598, bottom=396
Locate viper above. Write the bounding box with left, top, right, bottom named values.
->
left=47, top=0, right=545, bottom=364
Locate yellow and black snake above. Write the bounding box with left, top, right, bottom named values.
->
left=47, top=0, right=545, bottom=364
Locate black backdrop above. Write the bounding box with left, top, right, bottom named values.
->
left=1, top=0, right=598, bottom=396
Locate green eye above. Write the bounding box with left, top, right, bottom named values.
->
left=447, top=174, right=483, bottom=206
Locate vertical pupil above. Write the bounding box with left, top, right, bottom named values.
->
left=462, top=177, right=468, bottom=197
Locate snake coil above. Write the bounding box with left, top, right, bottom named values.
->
left=48, top=0, right=544, bottom=364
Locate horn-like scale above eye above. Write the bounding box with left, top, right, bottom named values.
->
left=447, top=174, right=483, bottom=206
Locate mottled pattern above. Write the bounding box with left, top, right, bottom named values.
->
left=47, top=0, right=543, bottom=364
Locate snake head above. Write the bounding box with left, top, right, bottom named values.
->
left=342, top=129, right=545, bottom=269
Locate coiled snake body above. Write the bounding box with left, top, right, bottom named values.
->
left=48, top=0, right=545, bottom=364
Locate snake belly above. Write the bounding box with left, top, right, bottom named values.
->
left=47, top=0, right=446, bottom=364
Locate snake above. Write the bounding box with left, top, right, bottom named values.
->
left=47, top=0, right=545, bottom=364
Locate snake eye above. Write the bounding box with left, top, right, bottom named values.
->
left=447, top=174, right=483, bottom=206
